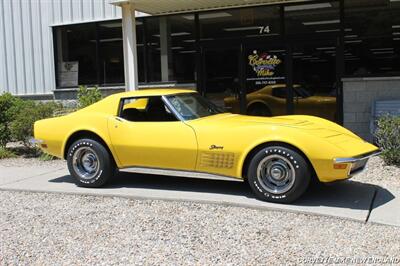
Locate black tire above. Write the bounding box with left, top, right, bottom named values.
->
left=247, top=104, right=271, bottom=117
left=246, top=145, right=311, bottom=203
left=67, top=138, right=115, bottom=188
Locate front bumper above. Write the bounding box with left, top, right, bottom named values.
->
left=334, top=149, right=382, bottom=177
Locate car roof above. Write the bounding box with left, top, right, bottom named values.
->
left=114, top=88, right=196, bottom=98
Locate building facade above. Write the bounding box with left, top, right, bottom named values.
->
left=1, top=0, right=400, bottom=141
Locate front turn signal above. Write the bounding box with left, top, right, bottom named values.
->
left=333, top=163, right=348, bottom=170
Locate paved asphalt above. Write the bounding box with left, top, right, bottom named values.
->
left=0, top=163, right=399, bottom=227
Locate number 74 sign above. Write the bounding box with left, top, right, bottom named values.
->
left=259, top=26, right=271, bottom=34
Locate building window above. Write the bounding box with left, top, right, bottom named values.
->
left=144, top=17, right=162, bottom=82
left=54, top=20, right=139, bottom=88
left=55, top=23, right=98, bottom=87
left=200, top=6, right=281, bottom=40
left=345, top=37, right=400, bottom=76
left=284, top=1, right=340, bottom=36
left=168, top=14, right=195, bottom=83
left=98, top=21, right=124, bottom=85
left=344, top=0, right=400, bottom=76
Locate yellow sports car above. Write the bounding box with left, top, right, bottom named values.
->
left=224, top=84, right=337, bottom=121
left=34, top=89, right=380, bottom=203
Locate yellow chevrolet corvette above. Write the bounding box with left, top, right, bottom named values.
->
left=224, top=84, right=337, bottom=121
left=34, top=89, right=380, bottom=203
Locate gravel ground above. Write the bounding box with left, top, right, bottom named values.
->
left=353, top=156, right=400, bottom=191
left=1, top=191, right=400, bottom=265
left=0, top=157, right=65, bottom=168
left=1, top=156, right=399, bottom=264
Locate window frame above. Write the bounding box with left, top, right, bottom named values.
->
left=117, top=95, right=182, bottom=122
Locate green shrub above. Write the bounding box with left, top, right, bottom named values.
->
left=38, top=151, right=57, bottom=161
left=0, top=146, right=17, bottom=159
left=77, top=85, right=102, bottom=109
left=375, top=115, right=400, bottom=166
left=0, top=93, right=22, bottom=147
left=10, top=101, right=61, bottom=147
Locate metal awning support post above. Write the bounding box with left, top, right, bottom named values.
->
left=120, top=2, right=138, bottom=91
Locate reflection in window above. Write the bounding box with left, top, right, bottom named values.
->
left=145, top=17, right=162, bottom=82
left=345, top=38, right=400, bottom=76
left=285, top=1, right=339, bottom=36
left=200, top=6, right=281, bottom=39
left=344, top=1, right=400, bottom=76
left=344, top=0, right=400, bottom=39
left=98, top=21, right=124, bottom=85
left=56, top=23, right=97, bottom=87
left=168, top=14, right=195, bottom=83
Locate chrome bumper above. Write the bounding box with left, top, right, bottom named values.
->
left=334, top=150, right=381, bottom=176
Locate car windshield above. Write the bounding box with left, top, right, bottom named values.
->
left=166, top=93, right=224, bottom=120
left=294, top=86, right=312, bottom=98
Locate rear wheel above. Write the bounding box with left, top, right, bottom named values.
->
left=246, top=145, right=310, bottom=203
left=67, top=138, right=114, bottom=188
left=247, top=104, right=271, bottom=117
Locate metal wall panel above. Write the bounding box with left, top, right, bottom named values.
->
left=0, top=0, right=122, bottom=96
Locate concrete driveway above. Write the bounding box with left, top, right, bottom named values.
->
left=0, top=163, right=399, bottom=227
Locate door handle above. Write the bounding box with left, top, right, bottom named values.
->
left=115, top=117, right=124, bottom=122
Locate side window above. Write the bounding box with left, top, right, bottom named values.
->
left=119, top=96, right=178, bottom=122
left=272, top=87, right=287, bottom=98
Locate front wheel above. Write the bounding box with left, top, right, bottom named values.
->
left=67, top=138, right=115, bottom=188
left=246, top=146, right=311, bottom=203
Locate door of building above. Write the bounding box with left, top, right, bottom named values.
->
left=242, top=44, right=288, bottom=116
left=199, top=38, right=340, bottom=122
left=200, top=45, right=242, bottom=114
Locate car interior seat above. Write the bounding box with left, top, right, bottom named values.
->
left=121, top=108, right=146, bottom=121
left=146, top=97, right=169, bottom=121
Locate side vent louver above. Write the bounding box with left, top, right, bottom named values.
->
left=200, top=152, right=234, bottom=168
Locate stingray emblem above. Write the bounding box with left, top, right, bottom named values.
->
left=209, top=145, right=224, bottom=150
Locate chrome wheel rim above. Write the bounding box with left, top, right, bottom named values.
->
left=256, top=154, right=296, bottom=194
left=72, top=147, right=100, bottom=180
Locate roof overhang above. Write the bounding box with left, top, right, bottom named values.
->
left=110, top=0, right=313, bottom=15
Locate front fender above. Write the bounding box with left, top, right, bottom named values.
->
left=236, top=127, right=348, bottom=182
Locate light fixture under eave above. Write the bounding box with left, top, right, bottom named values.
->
left=100, top=22, right=122, bottom=28
left=316, top=29, right=340, bottom=33
left=345, top=40, right=362, bottom=44
left=269, top=49, right=286, bottom=53
left=373, top=51, right=395, bottom=54
left=183, top=38, right=214, bottom=43
left=316, top=47, right=335, bottom=50
left=224, top=26, right=262, bottom=31
left=303, top=19, right=340, bottom=26
left=156, top=47, right=184, bottom=50
left=153, top=32, right=191, bottom=37
left=182, top=12, right=232, bottom=20
left=310, top=59, right=328, bottom=62
left=285, top=3, right=332, bottom=12
left=370, top=48, right=394, bottom=51
left=89, top=38, right=123, bottom=43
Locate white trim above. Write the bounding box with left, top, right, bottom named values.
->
left=120, top=167, right=243, bottom=182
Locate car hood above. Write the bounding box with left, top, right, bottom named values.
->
left=190, top=113, right=361, bottom=140
left=189, top=113, right=377, bottom=154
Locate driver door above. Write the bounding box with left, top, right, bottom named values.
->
left=108, top=96, right=198, bottom=171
